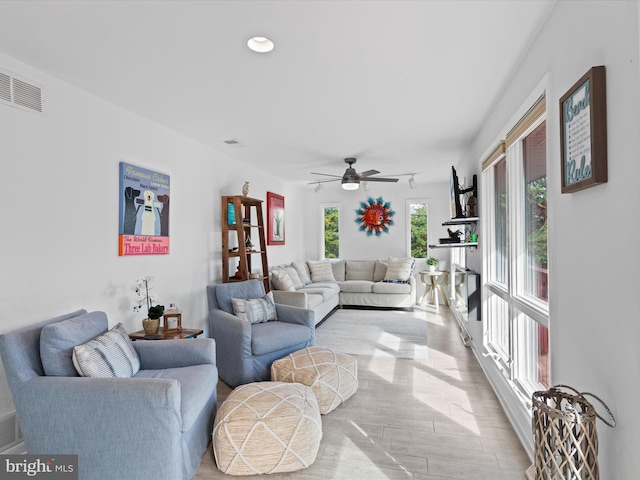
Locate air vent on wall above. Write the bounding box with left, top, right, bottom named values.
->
left=0, top=68, right=44, bottom=114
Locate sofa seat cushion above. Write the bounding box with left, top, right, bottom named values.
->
left=372, top=281, right=412, bottom=294
left=40, top=311, right=109, bottom=377
left=338, top=280, right=374, bottom=293
left=251, top=322, right=313, bottom=356
left=345, top=260, right=376, bottom=281
left=299, top=286, right=338, bottom=302
left=135, top=364, right=217, bottom=431
left=304, top=282, right=340, bottom=294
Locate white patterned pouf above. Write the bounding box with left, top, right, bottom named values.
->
left=212, top=381, right=322, bottom=476
left=271, top=346, right=358, bottom=414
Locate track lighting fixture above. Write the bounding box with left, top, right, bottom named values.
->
left=408, top=175, right=416, bottom=189
left=314, top=183, right=323, bottom=193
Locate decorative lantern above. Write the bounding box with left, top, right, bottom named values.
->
left=163, top=304, right=182, bottom=333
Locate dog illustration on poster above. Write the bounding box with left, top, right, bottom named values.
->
left=119, top=162, right=170, bottom=256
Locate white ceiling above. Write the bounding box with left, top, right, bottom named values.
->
left=0, top=0, right=555, bottom=186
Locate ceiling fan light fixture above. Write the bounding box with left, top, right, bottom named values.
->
left=342, top=180, right=359, bottom=190
left=247, top=36, right=274, bottom=53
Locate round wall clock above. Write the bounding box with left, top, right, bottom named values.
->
left=356, top=197, right=395, bottom=236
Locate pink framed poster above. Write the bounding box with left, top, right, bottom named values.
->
left=266, top=192, right=285, bottom=245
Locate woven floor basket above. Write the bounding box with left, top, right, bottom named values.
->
left=532, top=386, right=600, bottom=480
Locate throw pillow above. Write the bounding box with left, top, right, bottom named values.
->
left=383, top=257, right=415, bottom=283
left=231, top=291, right=278, bottom=324
left=307, top=259, right=336, bottom=282
left=72, top=323, right=140, bottom=378
left=283, top=266, right=304, bottom=289
left=270, top=268, right=295, bottom=291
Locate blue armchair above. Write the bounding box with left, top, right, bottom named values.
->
left=0, top=309, right=218, bottom=480
left=206, top=280, right=315, bottom=388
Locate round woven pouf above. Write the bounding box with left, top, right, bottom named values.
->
left=212, top=381, right=322, bottom=476
left=271, top=346, right=358, bottom=414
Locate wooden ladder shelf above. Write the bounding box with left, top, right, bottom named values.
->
left=221, top=196, right=270, bottom=292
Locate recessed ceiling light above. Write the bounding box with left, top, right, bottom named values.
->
left=247, top=36, right=274, bottom=53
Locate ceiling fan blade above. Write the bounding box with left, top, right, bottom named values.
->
left=310, top=172, right=343, bottom=178
left=364, top=177, right=399, bottom=183
left=357, top=169, right=380, bottom=178
left=307, top=178, right=341, bottom=185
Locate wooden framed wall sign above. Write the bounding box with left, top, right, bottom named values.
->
left=559, top=66, right=607, bottom=193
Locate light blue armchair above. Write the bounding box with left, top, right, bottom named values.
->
left=0, top=309, right=218, bottom=480
left=206, top=280, right=315, bottom=388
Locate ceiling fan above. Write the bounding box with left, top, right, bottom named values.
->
left=310, top=158, right=400, bottom=190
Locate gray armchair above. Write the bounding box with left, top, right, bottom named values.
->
left=206, top=280, right=315, bottom=388
left=0, top=309, right=218, bottom=480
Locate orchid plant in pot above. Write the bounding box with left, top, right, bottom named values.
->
left=132, top=276, right=164, bottom=335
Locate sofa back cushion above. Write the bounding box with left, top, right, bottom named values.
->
left=373, top=260, right=388, bottom=282
left=331, top=260, right=346, bottom=281
left=291, top=261, right=312, bottom=285
left=345, top=260, right=376, bottom=281
left=283, top=266, right=304, bottom=289
left=40, top=311, right=109, bottom=376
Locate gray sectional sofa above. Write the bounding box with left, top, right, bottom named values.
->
left=270, top=259, right=416, bottom=325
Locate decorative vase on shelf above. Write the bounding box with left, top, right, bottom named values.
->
left=428, top=265, right=436, bottom=272
left=142, top=318, right=160, bottom=336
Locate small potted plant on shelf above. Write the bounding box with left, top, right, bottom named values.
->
left=132, top=276, right=164, bottom=336
left=426, top=257, right=439, bottom=272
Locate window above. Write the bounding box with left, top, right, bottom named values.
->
left=483, top=96, right=550, bottom=401
left=320, top=204, right=340, bottom=259
left=407, top=201, right=428, bottom=258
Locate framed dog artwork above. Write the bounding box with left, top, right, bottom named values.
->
left=118, top=161, right=170, bottom=256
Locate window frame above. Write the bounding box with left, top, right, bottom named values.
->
left=482, top=94, right=550, bottom=402
left=319, top=203, right=341, bottom=260
left=405, top=198, right=431, bottom=259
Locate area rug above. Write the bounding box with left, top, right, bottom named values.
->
left=314, top=308, right=428, bottom=360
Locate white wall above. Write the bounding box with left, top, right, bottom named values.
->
left=0, top=53, right=306, bottom=420
left=461, top=1, right=640, bottom=477
left=300, top=179, right=453, bottom=269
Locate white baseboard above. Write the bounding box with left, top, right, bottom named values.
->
left=0, top=412, right=23, bottom=453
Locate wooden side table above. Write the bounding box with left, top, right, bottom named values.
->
left=128, top=327, right=204, bottom=341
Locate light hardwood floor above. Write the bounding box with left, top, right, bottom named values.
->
left=196, top=307, right=530, bottom=479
